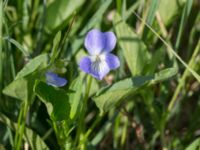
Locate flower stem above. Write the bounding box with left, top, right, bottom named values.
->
left=84, top=115, right=102, bottom=140
left=14, top=100, right=29, bottom=150
left=76, top=75, right=92, bottom=149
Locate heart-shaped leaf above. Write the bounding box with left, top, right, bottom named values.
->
left=34, top=81, right=70, bottom=121
left=3, top=54, right=48, bottom=101
left=3, top=74, right=37, bottom=101
left=93, top=68, right=177, bottom=114
left=114, top=13, right=151, bottom=76
left=15, top=53, right=48, bottom=80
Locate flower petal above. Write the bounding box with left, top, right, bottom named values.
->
left=102, top=32, right=116, bottom=52
left=84, top=29, right=105, bottom=55
left=90, top=59, right=110, bottom=80
left=79, top=56, right=92, bottom=73
left=79, top=56, right=110, bottom=80
left=105, top=53, right=120, bottom=70
left=46, top=72, right=67, bottom=87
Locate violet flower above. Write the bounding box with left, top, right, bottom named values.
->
left=45, top=72, right=67, bottom=87
left=79, top=29, right=120, bottom=80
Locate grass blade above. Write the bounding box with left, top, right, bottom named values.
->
left=175, top=0, right=193, bottom=50
left=168, top=40, right=200, bottom=112
left=5, top=37, right=29, bottom=57
left=0, top=112, right=49, bottom=150
left=142, top=0, right=159, bottom=39
left=0, top=0, right=3, bottom=96
left=133, top=11, right=200, bottom=83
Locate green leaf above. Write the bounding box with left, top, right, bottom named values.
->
left=45, top=0, right=85, bottom=31
left=114, top=13, right=150, bottom=76
left=93, top=76, right=152, bottom=115
left=3, top=78, right=28, bottom=101
left=34, top=81, right=70, bottom=121
left=3, top=74, right=37, bottom=101
left=69, top=75, right=84, bottom=119
left=15, top=53, right=48, bottom=80
left=50, top=31, right=61, bottom=64
left=93, top=68, right=177, bottom=114
left=150, top=67, right=178, bottom=84
left=3, top=54, right=48, bottom=101
left=158, top=0, right=186, bottom=25
left=186, top=138, right=200, bottom=150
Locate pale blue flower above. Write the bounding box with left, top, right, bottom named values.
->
left=45, top=72, right=67, bottom=87
left=79, top=29, right=120, bottom=80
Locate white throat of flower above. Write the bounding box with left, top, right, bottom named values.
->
left=90, top=53, right=106, bottom=75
